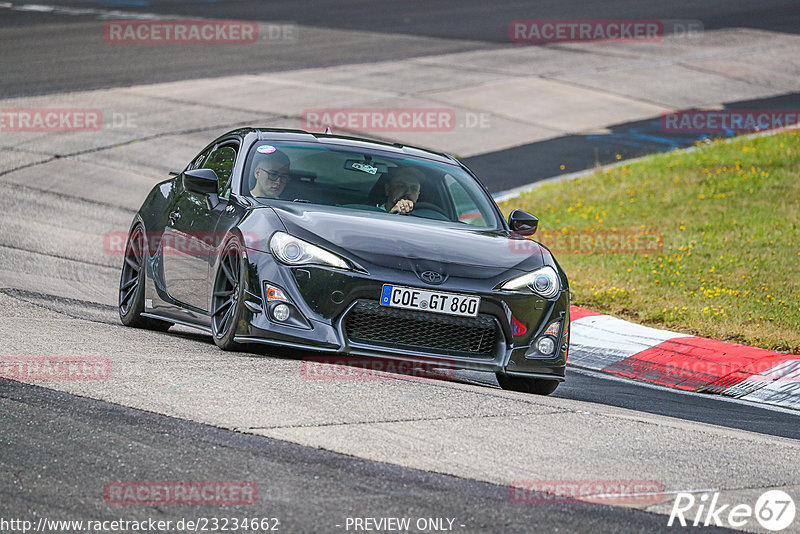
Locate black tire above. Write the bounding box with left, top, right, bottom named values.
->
left=496, top=373, right=560, bottom=395
left=211, top=236, right=246, bottom=351
left=119, top=225, right=173, bottom=332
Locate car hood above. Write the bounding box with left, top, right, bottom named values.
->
left=268, top=204, right=545, bottom=279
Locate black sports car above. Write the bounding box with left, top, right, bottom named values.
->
left=119, top=128, right=570, bottom=394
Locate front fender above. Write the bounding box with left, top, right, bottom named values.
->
left=238, top=206, right=287, bottom=253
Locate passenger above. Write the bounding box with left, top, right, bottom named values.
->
left=251, top=149, right=290, bottom=198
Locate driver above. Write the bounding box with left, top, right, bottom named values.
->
left=251, top=148, right=291, bottom=198
left=381, top=167, right=425, bottom=214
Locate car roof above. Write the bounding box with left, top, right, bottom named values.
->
left=234, top=127, right=460, bottom=166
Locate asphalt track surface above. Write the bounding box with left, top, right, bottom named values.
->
left=467, top=91, right=800, bottom=193
left=3, top=0, right=800, bottom=97
left=4, top=1, right=800, bottom=193
left=2, top=378, right=737, bottom=533
left=2, top=2, right=800, bottom=533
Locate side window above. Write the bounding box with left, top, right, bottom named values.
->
left=202, top=144, right=238, bottom=195
left=188, top=148, right=211, bottom=171
left=219, top=179, right=232, bottom=201
left=445, top=175, right=487, bottom=226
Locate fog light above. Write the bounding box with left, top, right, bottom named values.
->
left=272, top=303, right=290, bottom=322
left=536, top=336, right=556, bottom=356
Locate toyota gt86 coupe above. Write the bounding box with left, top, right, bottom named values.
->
left=119, top=128, right=570, bottom=394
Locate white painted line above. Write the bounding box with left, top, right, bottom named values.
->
left=12, top=4, right=54, bottom=12
left=1, top=2, right=177, bottom=20
left=568, top=314, right=691, bottom=370
left=569, top=367, right=800, bottom=416
left=493, top=124, right=800, bottom=203
left=737, top=376, right=800, bottom=409
left=493, top=166, right=605, bottom=203
left=649, top=488, right=719, bottom=496
left=588, top=488, right=719, bottom=500
left=566, top=313, right=800, bottom=410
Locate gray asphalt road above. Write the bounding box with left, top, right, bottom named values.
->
left=4, top=0, right=799, bottom=193
left=556, top=369, right=800, bottom=440
left=113, top=0, right=800, bottom=39
left=1, top=378, right=738, bottom=534
left=2, top=0, right=799, bottom=98
left=0, top=3, right=490, bottom=98
left=468, top=91, right=800, bottom=193
left=4, top=286, right=799, bottom=441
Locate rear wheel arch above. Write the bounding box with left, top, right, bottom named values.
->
left=118, top=221, right=173, bottom=332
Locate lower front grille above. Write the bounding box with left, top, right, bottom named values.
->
left=343, top=300, right=500, bottom=357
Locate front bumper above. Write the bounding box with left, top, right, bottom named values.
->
left=236, top=247, right=568, bottom=379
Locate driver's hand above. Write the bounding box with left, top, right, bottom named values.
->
left=390, top=199, right=414, bottom=214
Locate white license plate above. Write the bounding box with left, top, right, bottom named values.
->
left=380, top=284, right=480, bottom=317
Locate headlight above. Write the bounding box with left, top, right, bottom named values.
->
left=500, top=266, right=561, bottom=298
left=269, top=231, right=350, bottom=270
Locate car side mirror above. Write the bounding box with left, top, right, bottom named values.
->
left=183, top=169, right=219, bottom=195
left=508, top=209, right=538, bottom=236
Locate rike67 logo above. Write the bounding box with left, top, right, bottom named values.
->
left=669, top=490, right=795, bottom=531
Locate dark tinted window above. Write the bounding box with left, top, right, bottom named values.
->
left=243, top=142, right=501, bottom=229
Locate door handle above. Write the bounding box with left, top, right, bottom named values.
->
left=169, top=209, right=181, bottom=225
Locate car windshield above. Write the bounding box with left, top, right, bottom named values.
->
left=242, top=141, right=502, bottom=230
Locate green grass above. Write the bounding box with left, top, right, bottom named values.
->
left=499, top=131, right=800, bottom=353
